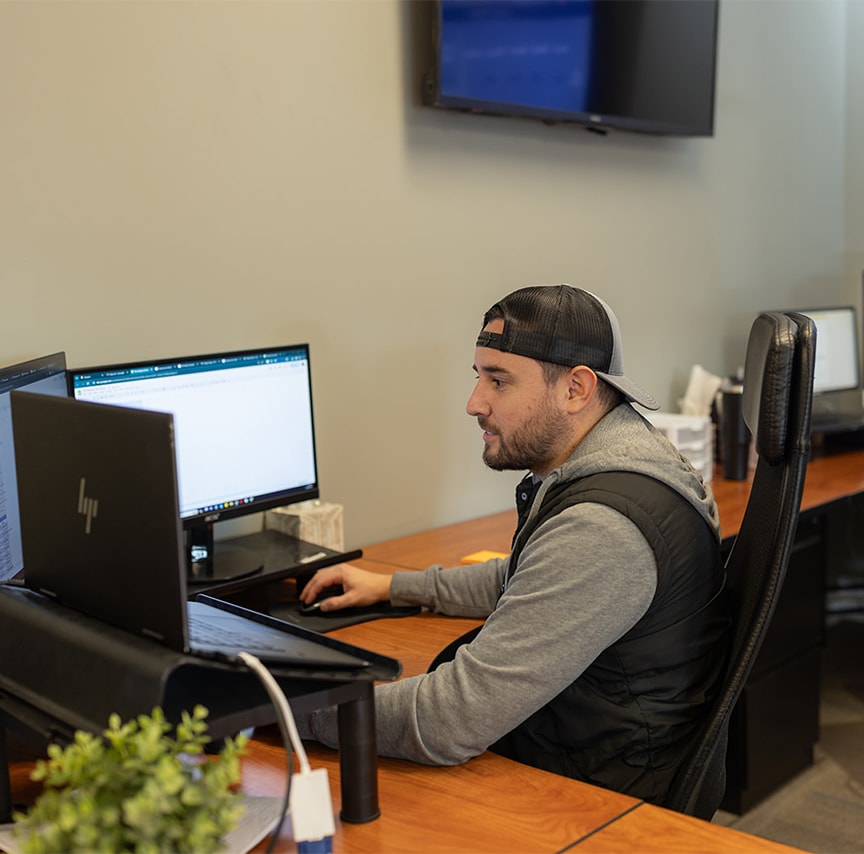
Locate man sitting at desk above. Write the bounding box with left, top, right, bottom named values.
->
left=300, top=284, right=730, bottom=802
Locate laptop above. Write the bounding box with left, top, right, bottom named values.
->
left=9, top=390, right=370, bottom=673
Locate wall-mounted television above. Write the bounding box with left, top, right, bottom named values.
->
left=423, top=0, right=720, bottom=137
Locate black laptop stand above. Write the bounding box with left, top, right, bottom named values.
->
left=0, top=585, right=398, bottom=825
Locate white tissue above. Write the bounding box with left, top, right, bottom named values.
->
left=679, top=364, right=723, bottom=417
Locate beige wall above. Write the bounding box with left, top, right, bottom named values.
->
left=0, top=0, right=851, bottom=548
left=847, top=0, right=864, bottom=291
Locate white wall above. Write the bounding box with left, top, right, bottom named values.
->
left=0, top=0, right=850, bottom=548
left=847, top=0, right=864, bottom=295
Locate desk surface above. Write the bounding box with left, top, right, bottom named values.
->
left=710, top=449, right=864, bottom=541
left=244, top=733, right=642, bottom=853
left=12, top=452, right=843, bottom=852
left=241, top=451, right=838, bottom=852
left=291, top=570, right=802, bottom=854
left=288, top=455, right=855, bottom=852
left=362, top=450, right=864, bottom=571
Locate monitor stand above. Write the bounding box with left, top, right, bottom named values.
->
left=184, top=522, right=363, bottom=591
left=185, top=521, right=265, bottom=585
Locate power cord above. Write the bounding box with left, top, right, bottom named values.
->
left=238, top=652, right=336, bottom=854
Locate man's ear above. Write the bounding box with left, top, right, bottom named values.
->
left=565, top=366, right=598, bottom=411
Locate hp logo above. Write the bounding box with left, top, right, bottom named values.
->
left=77, top=477, right=98, bottom=534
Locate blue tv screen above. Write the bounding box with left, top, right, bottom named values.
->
left=426, top=0, right=719, bottom=137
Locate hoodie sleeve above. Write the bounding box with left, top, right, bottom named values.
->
left=388, top=556, right=509, bottom=618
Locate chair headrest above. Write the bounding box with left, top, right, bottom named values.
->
left=742, top=313, right=797, bottom=466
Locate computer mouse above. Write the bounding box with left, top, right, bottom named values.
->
left=299, top=584, right=344, bottom=616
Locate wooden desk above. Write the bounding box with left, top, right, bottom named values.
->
left=359, top=452, right=864, bottom=816
left=243, top=735, right=642, bottom=853
left=575, top=803, right=803, bottom=853
left=239, top=566, right=801, bottom=853
left=297, top=454, right=864, bottom=850
left=360, top=512, right=516, bottom=571
left=242, top=480, right=824, bottom=852
left=709, top=448, right=864, bottom=541
left=358, top=449, right=864, bottom=573
left=17, top=452, right=857, bottom=852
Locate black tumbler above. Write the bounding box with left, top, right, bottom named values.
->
left=721, top=386, right=750, bottom=480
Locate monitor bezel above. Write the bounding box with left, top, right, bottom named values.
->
left=0, top=352, right=68, bottom=395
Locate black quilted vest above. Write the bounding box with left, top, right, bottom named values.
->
left=490, top=471, right=729, bottom=803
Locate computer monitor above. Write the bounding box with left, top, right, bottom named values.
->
left=795, top=307, right=860, bottom=395
left=0, top=352, right=68, bottom=581
left=69, top=345, right=323, bottom=583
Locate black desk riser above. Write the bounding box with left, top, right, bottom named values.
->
left=0, top=585, right=399, bottom=825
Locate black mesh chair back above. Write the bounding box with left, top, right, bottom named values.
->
left=664, top=311, right=816, bottom=818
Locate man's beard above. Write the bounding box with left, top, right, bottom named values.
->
left=479, top=405, right=570, bottom=473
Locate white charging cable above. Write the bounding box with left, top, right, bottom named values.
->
left=237, top=652, right=335, bottom=853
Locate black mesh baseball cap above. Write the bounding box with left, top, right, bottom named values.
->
left=476, top=284, right=659, bottom=410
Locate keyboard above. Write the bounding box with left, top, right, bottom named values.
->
left=187, top=613, right=293, bottom=654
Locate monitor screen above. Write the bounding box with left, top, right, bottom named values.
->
left=0, top=352, right=68, bottom=581
left=797, top=307, right=860, bottom=394
left=69, top=345, right=320, bottom=580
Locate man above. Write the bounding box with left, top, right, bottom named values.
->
left=300, top=284, right=729, bottom=802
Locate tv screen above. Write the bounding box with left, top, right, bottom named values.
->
left=424, top=0, right=720, bottom=137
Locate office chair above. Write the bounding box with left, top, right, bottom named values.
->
left=663, top=311, right=816, bottom=820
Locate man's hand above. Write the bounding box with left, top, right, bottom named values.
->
left=299, top=563, right=393, bottom=612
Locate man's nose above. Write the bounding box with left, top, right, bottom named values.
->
left=466, top=383, right=488, bottom=417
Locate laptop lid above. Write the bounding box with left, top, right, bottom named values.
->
left=12, top=390, right=193, bottom=650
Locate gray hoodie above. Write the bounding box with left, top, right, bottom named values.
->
left=306, top=403, right=720, bottom=766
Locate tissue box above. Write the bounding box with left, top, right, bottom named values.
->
left=265, top=500, right=345, bottom=551
left=645, top=412, right=714, bottom=482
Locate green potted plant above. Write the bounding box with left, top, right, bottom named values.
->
left=13, top=705, right=248, bottom=853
